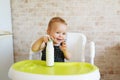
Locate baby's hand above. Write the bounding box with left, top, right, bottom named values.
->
left=42, top=35, right=51, bottom=43
left=60, top=40, right=67, bottom=52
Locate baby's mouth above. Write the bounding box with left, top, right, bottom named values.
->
left=56, top=38, right=63, bottom=42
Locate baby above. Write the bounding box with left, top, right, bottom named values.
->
left=32, top=17, right=70, bottom=62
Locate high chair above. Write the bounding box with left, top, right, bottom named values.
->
left=29, top=32, right=96, bottom=64
left=9, top=32, right=100, bottom=80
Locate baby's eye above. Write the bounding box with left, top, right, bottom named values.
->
left=56, top=32, right=60, bottom=34
left=63, top=32, right=66, bottom=35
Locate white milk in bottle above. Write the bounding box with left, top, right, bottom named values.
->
left=46, top=39, right=54, bottom=66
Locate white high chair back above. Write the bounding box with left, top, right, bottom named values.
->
left=66, top=32, right=86, bottom=62
left=29, top=32, right=95, bottom=64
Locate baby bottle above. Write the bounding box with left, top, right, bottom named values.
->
left=46, top=39, right=54, bottom=66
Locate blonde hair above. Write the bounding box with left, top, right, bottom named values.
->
left=48, top=17, right=67, bottom=30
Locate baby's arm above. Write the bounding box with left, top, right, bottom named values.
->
left=32, top=36, right=49, bottom=52
left=60, top=41, right=71, bottom=60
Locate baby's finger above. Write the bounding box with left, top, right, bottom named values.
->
left=45, top=35, right=51, bottom=41
left=62, top=40, right=66, bottom=45
left=50, top=36, right=54, bottom=41
left=61, top=42, right=66, bottom=47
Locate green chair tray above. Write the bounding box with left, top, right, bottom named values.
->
left=12, top=60, right=98, bottom=75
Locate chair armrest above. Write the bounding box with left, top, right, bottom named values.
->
left=90, top=41, right=95, bottom=64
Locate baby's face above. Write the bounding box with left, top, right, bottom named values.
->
left=48, top=22, right=67, bottom=45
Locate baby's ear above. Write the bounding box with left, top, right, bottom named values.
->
left=47, top=29, right=50, bottom=34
